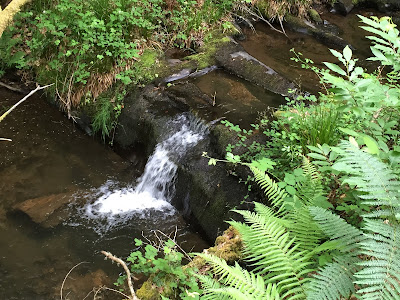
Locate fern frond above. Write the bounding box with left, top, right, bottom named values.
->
left=306, top=255, right=359, bottom=300
left=196, top=274, right=230, bottom=300
left=355, top=221, right=400, bottom=300
left=250, top=166, right=289, bottom=214
left=296, top=156, right=325, bottom=206
left=229, top=209, right=314, bottom=299
left=334, top=141, right=400, bottom=219
left=286, top=206, right=324, bottom=252
left=196, top=253, right=279, bottom=300
left=309, top=206, right=363, bottom=253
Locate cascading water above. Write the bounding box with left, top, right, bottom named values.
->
left=83, top=114, right=207, bottom=232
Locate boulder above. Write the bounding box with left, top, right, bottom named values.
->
left=334, top=0, right=354, bottom=15
left=114, top=85, right=190, bottom=154
left=114, top=85, right=255, bottom=242
left=366, top=0, right=400, bottom=12
left=215, top=41, right=296, bottom=96
left=285, top=15, right=352, bottom=50
left=13, top=191, right=79, bottom=228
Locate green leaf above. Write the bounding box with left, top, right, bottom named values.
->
left=226, top=152, right=241, bottom=163
left=362, top=135, right=379, bottom=155
left=208, top=158, right=217, bottom=166
left=324, top=62, right=347, bottom=76
left=339, top=127, right=359, bottom=137
left=343, top=46, right=352, bottom=62
left=250, top=157, right=276, bottom=172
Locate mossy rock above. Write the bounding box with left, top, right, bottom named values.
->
left=136, top=279, right=161, bottom=300
left=308, top=9, right=322, bottom=24
left=185, top=34, right=231, bottom=70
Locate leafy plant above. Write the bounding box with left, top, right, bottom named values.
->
left=116, top=238, right=201, bottom=300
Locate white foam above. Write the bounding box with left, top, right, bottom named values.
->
left=87, top=189, right=174, bottom=215
left=84, top=115, right=206, bottom=224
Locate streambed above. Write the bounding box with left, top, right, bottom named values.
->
left=0, top=6, right=385, bottom=300
left=0, top=89, right=208, bottom=299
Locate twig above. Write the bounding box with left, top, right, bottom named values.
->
left=0, top=83, right=54, bottom=123
left=101, top=250, right=140, bottom=300
left=60, top=261, right=89, bottom=300
left=91, top=286, right=132, bottom=300
left=156, top=229, right=192, bottom=262
left=0, top=81, right=24, bottom=93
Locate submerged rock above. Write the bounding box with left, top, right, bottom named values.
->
left=12, top=191, right=79, bottom=228
left=215, top=41, right=295, bottom=96
left=285, top=15, right=352, bottom=50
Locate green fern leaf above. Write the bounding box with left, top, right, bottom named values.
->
left=196, top=253, right=279, bottom=300
left=333, top=141, right=400, bottom=220
left=250, top=166, right=289, bottom=214
left=355, top=221, right=400, bottom=300
left=309, top=206, right=363, bottom=253
left=229, top=208, right=314, bottom=299
left=306, top=255, right=358, bottom=300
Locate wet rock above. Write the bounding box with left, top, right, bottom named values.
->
left=173, top=126, right=254, bottom=243
left=285, top=14, right=352, bottom=50
left=12, top=191, right=79, bottom=228
left=114, top=85, right=190, bottom=154
left=309, top=9, right=323, bottom=24
left=334, top=0, right=354, bottom=15
left=365, top=0, right=400, bottom=12
left=215, top=41, right=295, bottom=96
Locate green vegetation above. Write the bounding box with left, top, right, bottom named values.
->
left=104, top=15, right=400, bottom=300
left=0, top=0, right=321, bottom=139
left=116, top=238, right=202, bottom=300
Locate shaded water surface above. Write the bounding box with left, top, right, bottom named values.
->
left=0, top=88, right=208, bottom=299
left=239, top=8, right=380, bottom=94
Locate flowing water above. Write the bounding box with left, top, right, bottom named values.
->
left=0, top=7, right=384, bottom=299
left=0, top=89, right=208, bottom=299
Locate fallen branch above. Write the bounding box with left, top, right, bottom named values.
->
left=101, top=250, right=140, bottom=300
left=0, top=83, right=53, bottom=123
left=0, top=83, right=54, bottom=122
left=1, top=83, right=53, bottom=141
left=0, top=81, right=25, bottom=93
left=60, top=261, right=89, bottom=300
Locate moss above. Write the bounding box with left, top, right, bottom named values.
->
left=208, top=226, right=242, bottom=263
left=136, top=279, right=161, bottom=300
left=186, top=33, right=231, bottom=69
left=308, top=9, right=322, bottom=24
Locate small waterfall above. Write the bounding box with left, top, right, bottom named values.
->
left=83, top=114, right=207, bottom=230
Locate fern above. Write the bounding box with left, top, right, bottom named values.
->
left=332, top=140, right=400, bottom=299
left=285, top=206, right=324, bottom=252
left=250, top=166, right=288, bottom=214
left=250, top=165, right=325, bottom=252
left=196, top=253, right=280, bottom=300
left=306, top=255, right=358, bottom=300
left=309, top=206, right=364, bottom=253
left=295, top=157, right=325, bottom=206
left=332, top=141, right=400, bottom=220
left=355, top=220, right=400, bottom=300
left=229, top=205, right=314, bottom=299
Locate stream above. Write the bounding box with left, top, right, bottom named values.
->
left=0, top=89, right=209, bottom=299
left=0, top=7, right=381, bottom=300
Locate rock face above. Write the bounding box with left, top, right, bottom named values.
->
left=366, top=0, right=400, bottom=12
left=215, top=41, right=295, bottom=96
left=334, top=0, right=354, bottom=15
left=114, top=85, right=253, bottom=242
left=285, top=15, right=352, bottom=50
left=13, top=191, right=79, bottom=228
